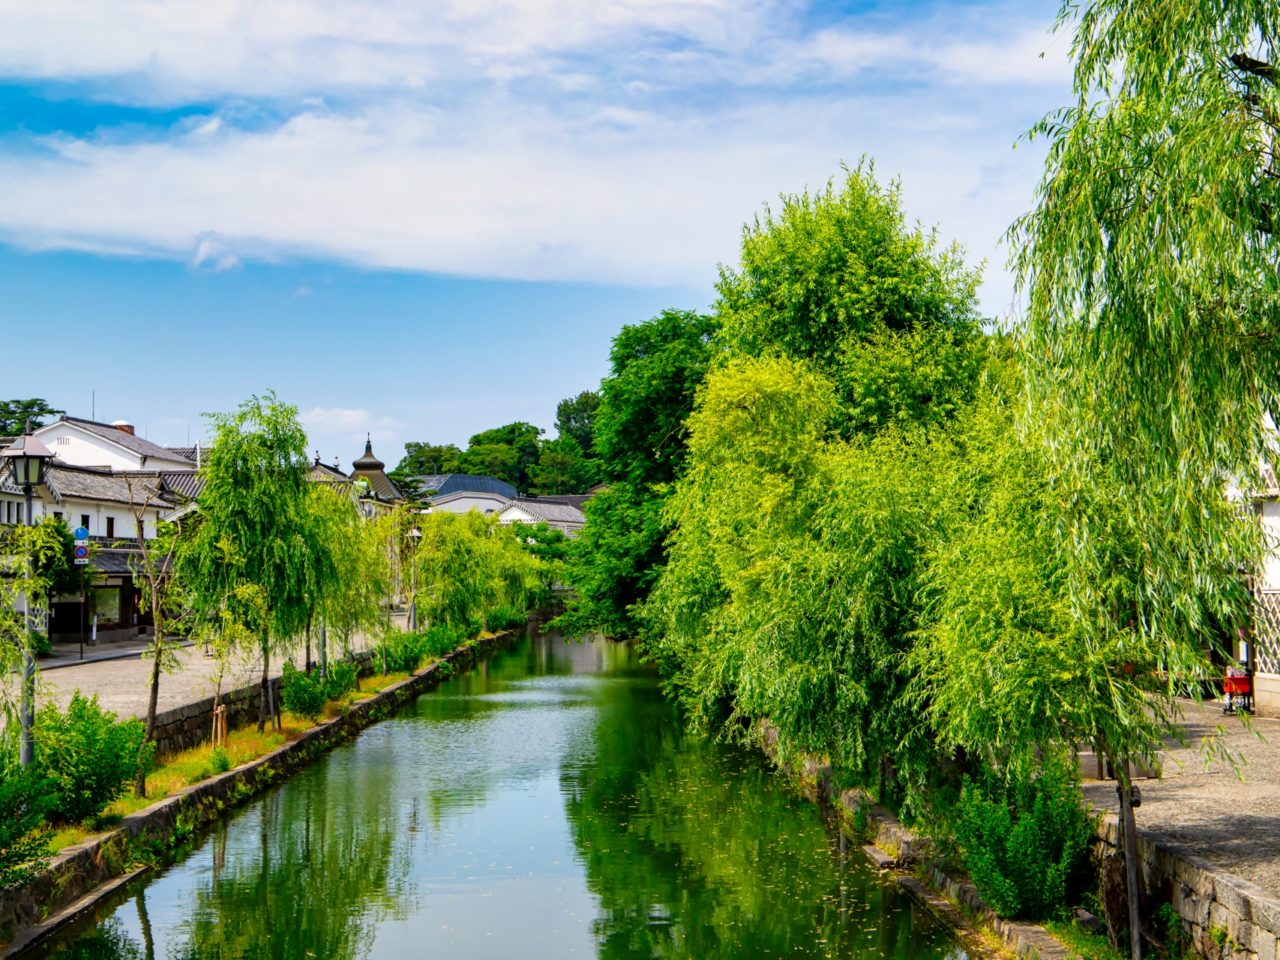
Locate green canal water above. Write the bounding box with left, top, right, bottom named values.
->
left=31, top=630, right=965, bottom=960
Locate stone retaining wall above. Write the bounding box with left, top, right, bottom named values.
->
left=148, top=652, right=375, bottom=758
left=0, top=632, right=517, bottom=956
left=1099, top=815, right=1280, bottom=960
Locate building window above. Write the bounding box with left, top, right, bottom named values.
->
left=56, top=437, right=70, bottom=446
left=106, top=517, right=115, bottom=538
left=53, top=511, right=63, bottom=521
left=81, top=514, right=90, bottom=530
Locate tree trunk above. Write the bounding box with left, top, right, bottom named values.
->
left=134, top=626, right=164, bottom=798
left=1119, top=773, right=1144, bottom=960
left=318, top=619, right=328, bottom=682
left=305, top=614, right=313, bottom=673
left=258, top=637, right=270, bottom=733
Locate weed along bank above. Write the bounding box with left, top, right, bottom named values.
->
left=11, top=632, right=969, bottom=960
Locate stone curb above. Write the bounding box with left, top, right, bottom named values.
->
left=0, top=630, right=518, bottom=956
left=757, top=721, right=1070, bottom=959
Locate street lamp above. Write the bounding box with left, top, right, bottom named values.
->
left=2, top=427, right=54, bottom=766
left=406, top=527, right=422, bottom=632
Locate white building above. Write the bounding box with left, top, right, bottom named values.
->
left=1252, top=477, right=1280, bottom=716
left=497, top=497, right=587, bottom=536
left=31, top=416, right=195, bottom=473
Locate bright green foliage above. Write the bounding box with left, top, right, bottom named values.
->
left=323, top=660, right=359, bottom=700
left=953, top=759, right=1094, bottom=921
left=717, top=162, right=979, bottom=378
left=176, top=393, right=334, bottom=730
left=308, top=485, right=390, bottom=654
left=561, top=309, right=718, bottom=637
left=0, top=765, right=50, bottom=888
left=409, top=512, right=543, bottom=632
left=647, top=165, right=985, bottom=811
left=1006, top=0, right=1276, bottom=775
left=280, top=663, right=328, bottom=722
left=375, top=625, right=467, bottom=674
left=34, top=692, right=152, bottom=824
left=0, top=399, right=64, bottom=434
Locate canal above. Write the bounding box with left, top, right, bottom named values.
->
left=31, top=630, right=966, bottom=960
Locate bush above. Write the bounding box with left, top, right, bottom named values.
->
left=210, top=747, right=231, bottom=774
left=374, top=625, right=468, bottom=675
left=953, top=759, right=1094, bottom=920
left=280, top=663, right=327, bottom=722
left=29, top=629, right=51, bottom=657
left=0, top=765, right=52, bottom=888
left=485, top=606, right=527, bottom=632
left=35, top=692, right=152, bottom=824
left=323, top=660, right=359, bottom=701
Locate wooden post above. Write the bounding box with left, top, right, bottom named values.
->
left=212, top=704, right=227, bottom=747
left=1119, top=773, right=1143, bottom=959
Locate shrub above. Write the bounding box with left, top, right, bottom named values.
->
left=280, top=663, right=327, bottom=722
left=0, top=765, right=52, bottom=888
left=30, top=630, right=51, bottom=657
left=485, top=606, right=527, bottom=632
left=324, top=660, right=359, bottom=700
left=210, top=747, right=231, bottom=774
left=34, top=692, right=152, bottom=824
left=953, top=758, right=1094, bottom=920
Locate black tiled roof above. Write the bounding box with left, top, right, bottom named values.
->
left=409, top=474, right=518, bottom=500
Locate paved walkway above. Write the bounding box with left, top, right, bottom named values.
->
left=29, top=623, right=401, bottom=720
left=1083, top=701, right=1280, bottom=896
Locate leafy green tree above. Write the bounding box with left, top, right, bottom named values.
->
left=561, top=309, right=718, bottom=637
left=177, top=393, right=332, bottom=732
left=457, top=442, right=519, bottom=487
left=527, top=436, right=598, bottom=495
left=0, top=399, right=64, bottom=435
left=1010, top=10, right=1277, bottom=951
left=464, top=422, right=543, bottom=489
left=390, top=442, right=464, bottom=489
left=717, top=162, right=980, bottom=381
left=555, top=390, right=601, bottom=456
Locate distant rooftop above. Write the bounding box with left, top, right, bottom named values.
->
left=42, top=416, right=195, bottom=467
left=408, top=473, right=517, bottom=500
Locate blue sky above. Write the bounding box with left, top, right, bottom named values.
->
left=0, top=0, right=1069, bottom=467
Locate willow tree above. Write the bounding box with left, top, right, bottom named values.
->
left=1010, top=4, right=1279, bottom=953
left=178, top=394, right=325, bottom=732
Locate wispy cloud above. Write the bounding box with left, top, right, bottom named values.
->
left=0, top=0, right=1068, bottom=312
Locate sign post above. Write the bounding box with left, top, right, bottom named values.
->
left=74, top=527, right=89, bottom=660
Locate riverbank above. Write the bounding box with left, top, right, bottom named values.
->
left=755, top=721, right=1081, bottom=960
left=0, top=628, right=520, bottom=957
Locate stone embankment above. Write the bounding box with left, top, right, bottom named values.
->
left=0, top=631, right=518, bottom=957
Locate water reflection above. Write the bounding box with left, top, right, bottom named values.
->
left=30, top=630, right=963, bottom=960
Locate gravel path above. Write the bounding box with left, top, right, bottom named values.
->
left=1083, top=701, right=1280, bottom=895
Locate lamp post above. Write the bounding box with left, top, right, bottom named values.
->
left=2, top=426, right=54, bottom=766
left=406, top=527, right=421, bottom=632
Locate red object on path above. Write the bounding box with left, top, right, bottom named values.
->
left=1224, top=674, right=1252, bottom=696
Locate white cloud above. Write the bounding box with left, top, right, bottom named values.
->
left=299, top=406, right=403, bottom=464
left=0, top=0, right=1069, bottom=313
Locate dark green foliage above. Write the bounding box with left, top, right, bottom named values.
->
left=375, top=626, right=468, bottom=675
left=0, top=765, right=51, bottom=888
left=280, top=663, right=328, bottom=722
left=35, top=692, right=153, bottom=824
left=527, top=436, right=598, bottom=495
left=953, top=761, right=1094, bottom=921
left=462, top=422, right=543, bottom=489
left=391, top=442, right=464, bottom=489
left=323, top=660, right=359, bottom=701
left=555, top=390, right=601, bottom=455
left=0, top=398, right=64, bottom=435
left=485, top=606, right=527, bottom=632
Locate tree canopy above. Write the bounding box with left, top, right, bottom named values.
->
left=0, top=399, right=65, bottom=435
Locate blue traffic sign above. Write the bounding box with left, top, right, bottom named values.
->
left=73, top=544, right=89, bottom=559
left=73, top=526, right=89, bottom=540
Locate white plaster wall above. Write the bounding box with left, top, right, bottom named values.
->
left=0, top=493, right=160, bottom=538
left=37, top=423, right=143, bottom=470
left=430, top=493, right=509, bottom=515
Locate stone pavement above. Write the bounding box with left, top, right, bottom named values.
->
left=1083, top=700, right=1280, bottom=896
left=29, top=624, right=398, bottom=721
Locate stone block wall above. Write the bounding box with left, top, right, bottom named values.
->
left=149, top=652, right=374, bottom=758
left=1097, top=816, right=1280, bottom=960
